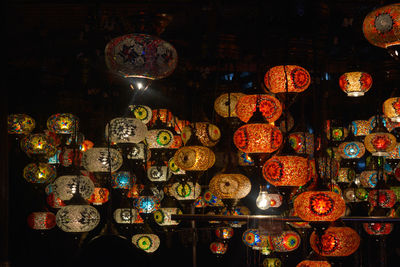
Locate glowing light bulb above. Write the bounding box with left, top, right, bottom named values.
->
left=256, top=186, right=270, bottom=210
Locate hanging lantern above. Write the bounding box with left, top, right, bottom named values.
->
left=111, top=171, right=135, bottom=189
left=222, top=206, right=250, bottom=228
left=20, top=133, right=56, bottom=158
left=360, top=170, right=378, bottom=188
left=233, top=124, right=283, bottom=154
left=242, top=229, right=262, bottom=247
left=215, top=227, right=234, bottom=240
left=149, top=109, right=174, bottom=126
left=168, top=157, right=185, bottom=175
left=129, top=105, right=153, bottom=124
left=106, top=117, right=148, bottom=144
left=368, top=189, right=397, bottom=208
left=363, top=223, right=393, bottom=235
left=269, top=231, right=301, bottom=252
left=294, top=191, right=346, bottom=221
left=263, top=156, right=310, bottom=187
left=339, top=72, right=373, bottom=97
left=147, top=164, right=171, bottom=182
left=310, top=226, right=360, bottom=257
left=23, top=162, right=56, bottom=184
left=383, top=97, right=400, bottom=122
left=316, top=157, right=340, bottom=181
left=355, top=188, right=369, bottom=201
left=338, top=142, right=365, bottom=159
left=46, top=193, right=66, bottom=209
left=363, top=4, right=400, bottom=57
left=47, top=113, right=79, bottom=134
left=350, top=120, right=371, bottom=137
left=173, top=146, right=215, bottom=171
left=210, top=241, right=228, bottom=255
left=81, top=147, right=123, bottom=172
left=27, top=212, right=56, bottom=230
left=132, top=234, right=160, bottom=253
left=53, top=175, right=95, bottom=201
left=146, top=129, right=174, bottom=149
left=153, top=208, right=182, bottom=226
left=214, top=92, right=246, bottom=118
left=113, top=208, right=138, bottom=224
left=209, top=173, right=251, bottom=199
left=126, top=143, right=147, bottom=161
left=135, top=196, right=160, bottom=214
left=364, top=121, right=397, bottom=157
left=235, top=94, right=282, bottom=123
left=56, top=205, right=100, bottom=232
left=8, top=114, right=35, bottom=135
left=296, top=260, right=331, bottom=267
left=264, top=65, right=311, bottom=93
left=203, top=190, right=224, bottom=207
left=169, top=181, right=201, bottom=201
left=181, top=122, right=221, bottom=147
left=288, top=132, right=314, bottom=155
left=336, top=168, right=355, bottom=183
left=174, top=118, right=190, bottom=134
left=326, top=126, right=348, bottom=142
left=263, top=258, right=282, bottom=267
left=87, top=187, right=110, bottom=205
left=59, top=148, right=82, bottom=167
left=105, top=34, right=178, bottom=79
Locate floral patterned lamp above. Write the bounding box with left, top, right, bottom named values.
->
left=264, top=65, right=311, bottom=93
left=339, top=72, right=372, bottom=97
left=235, top=94, right=282, bottom=123
left=8, top=114, right=35, bottom=135
left=364, top=116, right=397, bottom=156
left=106, top=117, right=148, bottom=144
left=47, top=113, right=79, bottom=134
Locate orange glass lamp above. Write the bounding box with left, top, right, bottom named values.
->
left=339, top=72, right=372, bottom=97
left=181, top=122, right=221, bottom=147
left=8, top=114, right=35, bottom=135
left=173, top=146, right=215, bottom=171
left=310, top=226, right=360, bottom=257
left=264, top=65, right=311, bottom=93
left=262, top=156, right=310, bottom=187
left=87, top=188, right=110, bottom=205
left=233, top=124, right=283, bottom=154
left=363, top=223, right=393, bottom=235
left=209, top=173, right=251, bottom=200
left=364, top=117, right=397, bottom=156
left=235, top=94, right=282, bottom=123
left=294, top=191, right=346, bottom=221
left=297, top=260, right=331, bottom=267
left=214, top=92, right=246, bottom=118
left=383, top=97, right=400, bottom=122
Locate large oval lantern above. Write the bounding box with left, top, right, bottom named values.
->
left=53, top=175, right=95, bottom=201
left=8, top=114, right=35, bottom=135
left=338, top=142, right=365, bottom=159
left=383, top=97, right=400, bottom=122
left=181, top=122, right=221, bottom=147
left=27, top=212, right=56, bottom=230
left=132, top=234, right=160, bottom=253
left=209, top=173, right=251, bottom=200
left=47, top=113, right=79, bottom=134
left=288, top=132, right=314, bottom=155
left=81, top=147, right=123, bottom=173
left=56, top=205, right=100, bottom=232
left=234, top=124, right=283, bottom=153
left=339, top=72, right=372, bottom=97
left=105, top=34, right=178, bottom=79
left=214, top=93, right=246, bottom=118
left=106, top=117, right=148, bottom=144
left=264, top=65, right=311, bottom=93
left=269, top=231, right=301, bottom=252
left=235, top=94, right=282, bottom=123
left=173, top=146, right=215, bottom=171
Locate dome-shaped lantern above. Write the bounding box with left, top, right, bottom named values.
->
left=8, top=114, right=35, bottom=135
left=235, top=94, right=282, bottom=123
left=23, top=163, right=56, bottom=184
left=214, top=92, right=246, bottom=118
left=209, top=173, right=251, bottom=200
left=81, top=147, right=123, bottom=172
left=53, top=175, right=95, bottom=201
left=264, top=65, right=311, bottom=93
left=383, top=97, right=400, bottom=122
left=132, top=233, right=160, bottom=253
left=129, top=105, right=153, bottom=124
left=47, top=113, right=79, bottom=134
left=173, top=146, right=215, bottom=171
left=27, top=212, right=56, bottom=230
left=106, top=117, right=148, bottom=144
left=181, top=122, right=221, bottom=147
left=56, top=205, right=100, bottom=232
left=210, top=241, right=228, bottom=255
left=339, top=72, right=373, bottom=97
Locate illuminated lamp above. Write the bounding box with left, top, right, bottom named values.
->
left=262, top=156, right=310, bottom=186
left=132, top=233, right=160, bottom=253
left=47, top=113, right=79, bottom=134
left=7, top=114, right=35, bottom=135
left=135, top=195, right=160, bottom=214
left=215, top=227, right=234, bottom=240
left=80, top=140, right=94, bottom=152
left=210, top=241, right=228, bottom=255
left=256, top=185, right=271, bottom=210
left=173, top=146, right=215, bottom=171
left=355, top=188, right=369, bottom=201
left=53, top=175, right=95, bottom=201
left=181, top=122, right=221, bottom=147
left=173, top=118, right=190, bottom=134
left=296, top=260, right=331, bottom=267
left=269, top=231, right=301, bottom=252
left=363, top=223, right=393, bottom=235
left=209, top=173, right=251, bottom=200
left=264, top=65, right=311, bottom=93
left=326, top=126, right=348, bottom=142
left=146, top=129, right=174, bottom=149
left=59, top=148, right=82, bottom=167
left=263, top=258, right=282, bottom=267
left=338, top=142, right=365, bottom=159
left=169, top=181, right=201, bottom=201
left=113, top=208, right=138, bottom=224
left=336, top=168, right=355, bottom=183
left=149, top=109, right=174, bottom=127
left=235, top=94, right=282, bottom=123
left=203, top=190, right=224, bottom=207
left=20, top=133, right=56, bottom=159
left=383, top=97, right=400, bottom=122
left=360, top=170, right=378, bottom=188
left=88, top=187, right=110, bottom=205
left=214, top=92, right=246, bottom=118
left=233, top=124, right=283, bottom=154
left=81, top=147, right=123, bottom=172
left=287, top=209, right=311, bottom=229
left=106, top=117, right=148, bottom=144
left=168, top=157, right=185, bottom=175
left=27, top=212, right=56, bottom=230
left=363, top=3, right=400, bottom=59
left=56, top=205, right=100, bottom=232
left=238, top=151, right=254, bottom=166
left=310, top=226, right=360, bottom=256
left=126, top=143, right=147, bottom=161
left=153, top=208, right=182, bottom=226
left=23, top=162, right=56, bottom=184
left=288, top=132, right=314, bottom=155
left=242, top=229, right=262, bottom=247
left=364, top=117, right=397, bottom=156
left=222, top=206, right=250, bottom=228
left=368, top=189, right=397, bottom=208
left=129, top=105, right=153, bottom=124
left=46, top=193, right=66, bottom=209
left=147, top=164, right=171, bottom=182
left=350, top=120, right=371, bottom=138
left=294, top=191, right=346, bottom=221
left=339, top=72, right=372, bottom=97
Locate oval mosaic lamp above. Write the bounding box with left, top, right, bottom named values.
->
left=364, top=129, right=397, bottom=156
left=146, top=129, right=175, bottom=149
left=338, top=142, right=365, bottom=159
left=153, top=208, right=182, bottom=226
left=129, top=105, right=153, bottom=124
left=8, top=114, right=35, bottom=135
left=56, top=205, right=100, bottom=232
left=173, top=146, right=215, bottom=171
left=383, top=97, right=400, bottom=122
left=81, top=147, right=123, bottom=172
left=168, top=181, right=201, bottom=201
left=294, top=191, right=346, bottom=221
left=106, top=117, right=148, bottom=144
left=214, top=92, right=246, bottom=118
left=339, top=72, right=372, bottom=97
left=53, top=175, right=95, bottom=201
left=210, top=241, right=228, bottom=255
left=235, top=94, right=282, bottom=123
left=20, top=133, right=56, bottom=158
left=209, top=173, right=251, bottom=200
left=27, top=212, right=56, bottom=230
left=87, top=187, right=110, bottom=205
left=363, top=223, right=393, bottom=236
left=350, top=120, right=371, bottom=137
left=105, top=34, right=178, bottom=80
left=269, top=231, right=301, bottom=252
left=264, top=65, right=311, bottom=93
left=288, top=132, right=314, bottom=155
left=181, top=122, right=221, bottom=147
left=368, top=189, right=397, bottom=208
left=47, top=113, right=79, bottom=134
left=132, top=234, right=160, bottom=253
left=23, top=162, right=56, bottom=184
left=242, top=229, right=262, bottom=248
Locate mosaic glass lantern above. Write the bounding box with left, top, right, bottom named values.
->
left=363, top=223, right=393, bottom=235
left=339, top=72, right=373, bottom=97
left=113, top=208, right=138, bottom=224
left=297, top=260, right=331, bottom=267
left=360, top=170, right=378, bottom=188
left=310, top=226, right=360, bottom=257
left=264, top=65, right=311, bottom=93
left=111, top=171, right=135, bottom=189
left=388, top=143, right=400, bottom=159
left=326, top=126, right=348, bottom=142
left=355, top=188, right=369, bottom=201
left=338, top=142, right=365, bottom=159
left=170, top=135, right=183, bottom=149
left=288, top=132, right=314, bottom=155
left=132, top=234, right=160, bottom=253
left=105, top=34, right=178, bottom=79
left=20, top=133, right=56, bottom=158
left=263, top=156, right=310, bottom=187
left=135, top=196, right=160, bottom=214
left=173, top=146, right=215, bottom=171
left=27, top=212, right=56, bottom=230
left=222, top=206, right=250, bottom=228
left=173, top=118, right=190, bottom=134
left=181, top=122, right=221, bottom=147
left=59, top=148, right=82, bottom=167
left=126, top=143, right=147, bottom=161
left=210, top=241, right=228, bottom=255
left=53, top=175, right=95, bottom=201
left=203, top=190, right=224, bottom=207
left=316, top=157, right=340, bottom=181
left=146, top=129, right=174, bottom=149
left=153, top=208, right=182, bottom=226
left=209, top=173, right=251, bottom=200
left=169, top=181, right=201, bottom=201
left=8, top=114, right=35, bottom=135
left=269, top=231, right=301, bottom=252
left=81, top=147, right=123, bottom=172
left=368, top=189, right=397, bottom=208
left=215, top=227, right=234, bottom=240
left=149, top=109, right=174, bottom=126
left=242, top=229, right=262, bottom=248
left=294, top=191, right=346, bottom=221
left=350, top=120, right=371, bottom=137
left=147, top=165, right=171, bottom=182
left=23, top=163, right=56, bottom=184
left=214, top=92, right=246, bottom=118
left=168, top=157, right=185, bottom=175
left=106, top=117, right=148, bottom=144
left=336, top=168, right=355, bottom=183
left=233, top=124, right=283, bottom=154
left=56, top=205, right=100, bottom=232
left=364, top=121, right=397, bottom=156
left=46, top=193, right=66, bottom=209
left=263, top=258, right=282, bottom=267
left=87, top=187, right=110, bottom=205
left=47, top=113, right=79, bottom=134
left=129, top=105, right=153, bottom=124
left=235, top=94, right=282, bottom=123
left=383, top=97, right=400, bottom=122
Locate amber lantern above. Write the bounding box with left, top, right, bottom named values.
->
left=310, top=226, right=360, bottom=256
left=363, top=223, right=393, bottom=235
left=173, top=146, right=215, bottom=171
left=8, top=114, right=35, bottom=135
left=214, top=93, right=246, bottom=118
left=181, top=122, right=221, bottom=147
left=23, top=163, right=56, bottom=184
left=383, top=97, right=400, bottom=122
left=87, top=188, right=110, bottom=205
left=27, top=212, right=56, bottom=230
left=235, top=94, right=282, bottom=123
left=264, top=65, right=311, bottom=93
left=294, top=191, right=346, bottom=221
left=364, top=117, right=397, bottom=156
left=233, top=124, right=283, bottom=154
left=363, top=4, right=400, bottom=59
left=339, top=72, right=372, bottom=97
left=297, top=260, right=331, bottom=267
left=209, top=173, right=251, bottom=200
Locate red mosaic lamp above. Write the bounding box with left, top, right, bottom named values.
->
left=297, top=260, right=331, bottom=267
left=363, top=223, right=393, bottom=235
left=27, top=212, right=56, bottom=230
left=339, top=72, right=372, bottom=97
left=383, top=97, right=400, bottom=122
left=264, top=65, right=311, bottom=93
left=235, top=94, right=282, bottom=123
left=364, top=116, right=397, bottom=156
